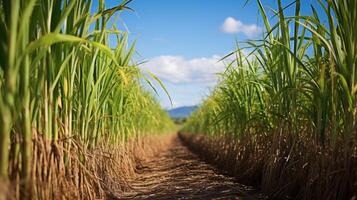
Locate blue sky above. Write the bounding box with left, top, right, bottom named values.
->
left=102, top=0, right=323, bottom=109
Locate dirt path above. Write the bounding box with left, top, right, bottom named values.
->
left=119, top=136, right=267, bottom=200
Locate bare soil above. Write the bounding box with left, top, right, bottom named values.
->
left=116, top=135, right=267, bottom=200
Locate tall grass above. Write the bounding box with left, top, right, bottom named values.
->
left=183, top=0, right=356, bottom=199
left=0, top=0, right=173, bottom=198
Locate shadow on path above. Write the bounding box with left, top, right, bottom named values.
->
left=118, top=135, right=267, bottom=200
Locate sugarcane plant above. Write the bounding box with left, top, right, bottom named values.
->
left=183, top=0, right=357, bottom=199
left=0, top=0, right=174, bottom=198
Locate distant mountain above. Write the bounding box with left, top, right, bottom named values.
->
left=167, top=105, right=198, bottom=119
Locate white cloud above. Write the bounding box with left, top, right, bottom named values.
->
left=140, top=55, right=226, bottom=84
left=221, top=17, right=262, bottom=36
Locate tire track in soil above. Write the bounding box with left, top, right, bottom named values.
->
left=118, top=135, right=267, bottom=200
